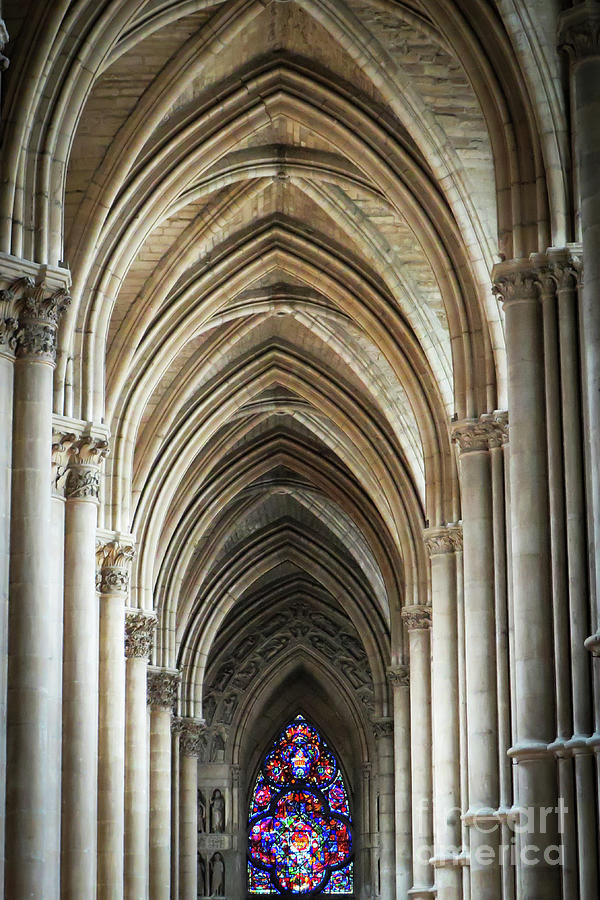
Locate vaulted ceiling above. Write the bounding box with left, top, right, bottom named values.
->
left=3, top=0, right=564, bottom=725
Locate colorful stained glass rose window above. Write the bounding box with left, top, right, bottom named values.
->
left=248, top=715, right=353, bottom=895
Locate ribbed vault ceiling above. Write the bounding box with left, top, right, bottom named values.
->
left=3, top=0, right=557, bottom=720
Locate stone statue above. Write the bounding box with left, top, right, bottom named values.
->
left=210, top=789, right=225, bottom=833
left=198, top=853, right=207, bottom=896
left=198, top=789, right=207, bottom=833
left=210, top=852, right=225, bottom=896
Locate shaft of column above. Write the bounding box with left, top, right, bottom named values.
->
left=452, top=420, right=500, bottom=899
left=148, top=668, right=180, bottom=900
left=388, top=665, right=412, bottom=898
left=0, top=305, right=16, bottom=897
left=402, top=604, right=434, bottom=899
left=493, top=265, right=560, bottom=896
left=177, top=718, right=206, bottom=899
left=558, top=3, right=600, bottom=648
left=124, top=609, right=156, bottom=900
left=97, top=539, right=135, bottom=900
left=61, top=437, right=107, bottom=898
left=425, top=527, right=462, bottom=900
left=47, top=434, right=71, bottom=900
left=373, top=717, right=395, bottom=900
left=6, top=282, right=70, bottom=898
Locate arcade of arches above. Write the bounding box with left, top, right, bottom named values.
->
left=1, top=0, right=600, bottom=898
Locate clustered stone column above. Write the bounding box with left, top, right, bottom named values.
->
left=451, top=418, right=501, bottom=899
left=424, top=526, right=462, bottom=900
left=147, top=667, right=180, bottom=900
left=372, top=716, right=395, bottom=900
left=61, top=435, right=108, bottom=898
left=124, top=609, right=156, bottom=899
left=0, top=289, right=17, bottom=893
left=6, top=280, right=70, bottom=898
left=96, top=539, right=135, bottom=900
left=387, top=665, right=411, bottom=898
left=493, top=265, right=560, bottom=897
left=176, top=717, right=207, bottom=900
left=402, top=604, right=434, bottom=898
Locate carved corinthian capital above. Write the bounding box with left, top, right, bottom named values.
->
left=492, top=267, right=539, bottom=308
left=15, top=280, right=71, bottom=363
left=387, top=665, right=409, bottom=688
left=558, top=3, right=600, bottom=62
left=451, top=417, right=499, bottom=453
left=96, top=539, right=135, bottom=595
left=124, top=609, right=156, bottom=659
left=402, top=604, right=432, bottom=632
left=372, top=717, right=394, bottom=739
left=0, top=289, right=18, bottom=355
left=175, top=717, right=208, bottom=757
left=147, top=667, right=180, bottom=710
left=424, top=525, right=463, bottom=556
left=64, top=436, right=109, bottom=501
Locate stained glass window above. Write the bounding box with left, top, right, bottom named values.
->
left=248, top=715, right=353, bottom=896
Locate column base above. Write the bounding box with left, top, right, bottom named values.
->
left=408, top=886, right=436, bottom=898
left=584, top=632, right=600, bottom=655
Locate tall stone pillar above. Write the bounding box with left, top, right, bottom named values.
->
left=96, top=538, right=135, bottom=900
left=147, top=667, right=180, bottom=900
left=451, top=418, right=500, bottom=900
left=177, top=718, right=206, bottom=900
left=424, top=526, right=462, bottom=900
left=373, top=717, right=395, bottom=900
left=61, top=435, right=108, bottom=898
left=124, top=609, right=156, bottom=899
left=558, top=3, right=600, bottom=655
left=402, top=604, right=434, bottom=899
left=6, top=279, right=70, bottom=898
left=388, top=665, right=412, bottom=898
left=493, top=265, right=560, bottom=896
left=0, top=294, right=16, bottom=895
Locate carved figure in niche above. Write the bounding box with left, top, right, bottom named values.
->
left=198, top=789, right=207, bottom=833
left=263, top=634, right=289, bottom=660
left=210, top=852, right=225, bottom=896
left=218, top=694, right=236, bottom=725
left=198, top=853, right=208, bottom=896
left=211, top=733, right=225, bottom=762
left=210, top=789, right=225, bottom=833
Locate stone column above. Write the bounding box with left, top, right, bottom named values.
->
left=6, top=280, right=70, bottom=898
left=373, top=716, right=395, bottom=900
left=451, top=419, right=500, bottom=900
left=177, top=718, right=206, bottom=900
left=402, top=604, right=434, bottom=899
left=147, top=667, right=180, bottom=900
left=61, top=435, right=108, bottom=898
left=47, top=432, right=73, bottom=900
left=493, top=266, right=560, bottom=896
left=388, top=665, right=412, bottom=898
left=96, top=539, right=135, bottom=900
left=0, top=294, right=16, bottom=895
left=558, top=2, right=600, bottom=655
left=556, top=256, right=598, bottom=895
left=124, top=609, right=156, bottom=899
left=425, top=526, right=462, bottom=900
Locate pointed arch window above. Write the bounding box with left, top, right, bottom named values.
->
left=248, top=715, right=353, bottom=896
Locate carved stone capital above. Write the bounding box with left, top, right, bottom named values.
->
left=124, top=609, right=156, bottom=659
left=493, top=410, right=509, bottom=446
left=15, top=281, right=71, bottom=363
left=424, top=525, right=463, bottom=556
left=402, top=604, right=432, bottom=632
left=64, top=437, right=109, bottom=500
left=175, top=717, right=208, bottom=757
left=387, top=665, right=409, bottom=688
left=372, top=717, right=394, bottom=739
left=451, top=417, right=498, bottom=453
left=492, top=266, right=539, bottom=308
left=147, top=667, right=180, bottom=710
left=97, top=539, right=135, bottom=595
left=52, top=430, right=77, bottom=495
left=0, top=288, right=18, bottom=355
left=558, top=3, right=600, bottom=62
